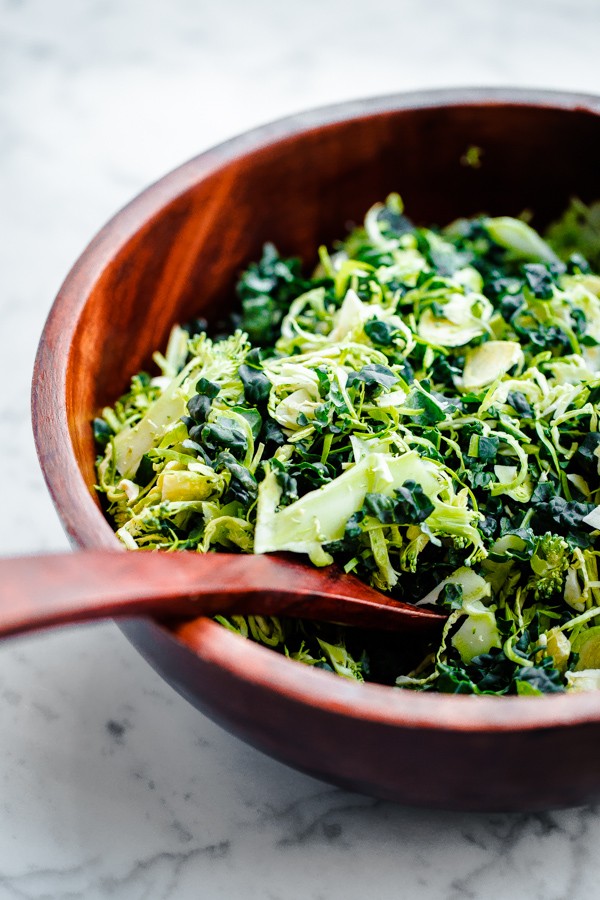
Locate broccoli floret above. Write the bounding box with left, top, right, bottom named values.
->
left=528, top=532, right=570, bottom=600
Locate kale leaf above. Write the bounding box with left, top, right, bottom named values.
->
left=363, top=481, right=435, bottom=526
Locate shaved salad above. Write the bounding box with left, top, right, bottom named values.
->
left=95, top=195, right=600, bottom=695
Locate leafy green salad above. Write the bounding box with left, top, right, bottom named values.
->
left=95, top=195, right=600, bottom=695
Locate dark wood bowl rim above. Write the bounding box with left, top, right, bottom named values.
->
left=32, top=87, right=600, bottom=734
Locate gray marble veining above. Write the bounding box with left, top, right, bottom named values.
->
left=2, top=0, right=600, bottom=896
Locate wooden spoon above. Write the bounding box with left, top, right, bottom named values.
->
left=0, top=551, right=445, bottom=639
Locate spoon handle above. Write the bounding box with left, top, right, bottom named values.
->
left=0, top=550, right=444, bottom=639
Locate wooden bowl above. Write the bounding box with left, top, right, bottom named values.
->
left=32, top=88, right=600, bottom=811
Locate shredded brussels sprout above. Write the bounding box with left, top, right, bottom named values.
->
left=95, top=195, right=600, bottom=694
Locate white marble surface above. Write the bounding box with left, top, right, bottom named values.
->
left=2, top=0, right=600, bottom=896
